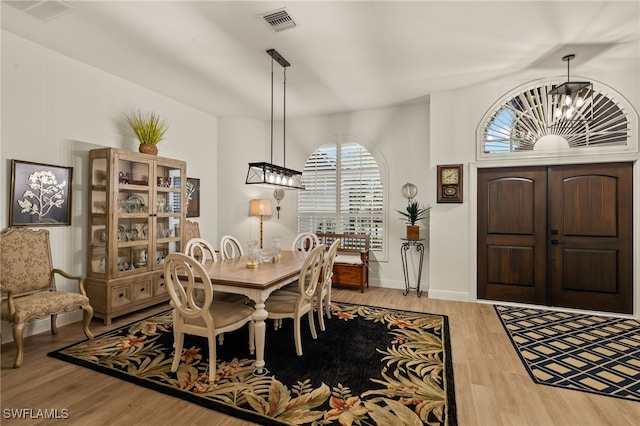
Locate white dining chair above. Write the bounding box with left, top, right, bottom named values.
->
left=163, top=253, right=255, bottom=383
left=291, top=232, right=320, bottom=252
left=219, top=235, right=244, bottom=260
left=317, top=238, right=341, bottom=331
left=184, top=237, right=218, bottom=265
left=265, top=244, right=325, bottom=356
left=184, top=237, right=249, bottom=344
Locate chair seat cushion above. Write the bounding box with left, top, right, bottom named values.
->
left=334, top=254, right=363, bottom=265
left=1, top=291, right=90, bottom=323
left=264, top=293, right=303, bottom=313
left=184, top=300, right=254, bottom=329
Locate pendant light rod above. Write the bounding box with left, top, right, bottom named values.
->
left=563, top=54, right=575, bottom=82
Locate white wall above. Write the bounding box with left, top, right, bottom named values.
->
left=1, top=31, right=219, bottom=341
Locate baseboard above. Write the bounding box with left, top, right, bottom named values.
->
left=426, top=289, right=472, bottom=302
left=1, top=309, right=85, bottom=344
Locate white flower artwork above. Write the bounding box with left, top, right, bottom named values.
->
left=18, top=170, right=67, bottom=220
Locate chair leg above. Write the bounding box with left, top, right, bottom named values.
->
left=50, top=314, right=59, bottom=335
left=12, top=322, right=26, bottom=368
left=218, top=333, right=224, bottom=345
left=83, top=306, right=94, bottom=339
left=308, top=310, right=317, bottom=340
left=171, top=330, right=184, bottom=373
left=294, top=316, right=303, bottom=356
left=317, top=298, right=326, bottom=332
left=208, top=334, right=217, bottom=383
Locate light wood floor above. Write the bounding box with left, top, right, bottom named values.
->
left=2, top=287, right=638, bottom=425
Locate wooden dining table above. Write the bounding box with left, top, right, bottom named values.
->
left=199, top=249, right=308, bottom=375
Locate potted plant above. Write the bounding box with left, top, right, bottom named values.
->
left=124, top=110, right=169, bottom=155
left=397, top=200, right=430, bottom=240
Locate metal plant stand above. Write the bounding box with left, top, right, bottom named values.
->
left=400, top=238, right=425, bottom=297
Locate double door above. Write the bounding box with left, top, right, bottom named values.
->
left=477, top=162, right=633, bottom=314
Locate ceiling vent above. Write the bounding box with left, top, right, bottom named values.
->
left=261, top=8, right=297, bottom=32
left=6, top=0, right=75, bottom=22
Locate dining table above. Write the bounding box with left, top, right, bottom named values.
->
left=198, top=249, right=308, bottom=375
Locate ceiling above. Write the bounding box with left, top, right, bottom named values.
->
left=2, top=1, right=639, bottom=121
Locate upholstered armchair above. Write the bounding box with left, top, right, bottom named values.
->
left=0, top=228, right=94, bottom=368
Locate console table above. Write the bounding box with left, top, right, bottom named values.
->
left=400, top=238, right=425, bottom=297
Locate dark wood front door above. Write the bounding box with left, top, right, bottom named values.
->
left=477, top=162, right=633, bottom=314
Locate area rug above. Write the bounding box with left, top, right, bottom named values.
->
left=495, top=305, right=640, bottom=401
left=49, top=302, right=457, bottom=425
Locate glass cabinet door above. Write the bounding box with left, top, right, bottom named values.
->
left=154, top=161, right=183, bottom=269
left=89, top=155, right=108, bottom=276
left=115, top=155, right=152, bottom=277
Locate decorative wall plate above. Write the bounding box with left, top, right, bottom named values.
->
left=125, top=195, right=145, bottom=213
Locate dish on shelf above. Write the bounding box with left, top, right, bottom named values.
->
left=100, top=229, right=107, bottom=242
left=125, top=195, right=145, bottom=213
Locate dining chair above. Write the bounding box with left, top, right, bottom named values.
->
left=317, top=238, right=341, bottom=331
left=0, top=227, right=94, bottom=368
left=184, top=237, right=218, bottom=265
left=291, top=232, right=320, bottom=252
left=163, top=253, right=255, bottom=383
left=219, top=235, right=244, bottom=260
left=265, top=244, right=325, bottom=356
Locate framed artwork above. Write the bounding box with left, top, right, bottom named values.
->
left=185, top=177, right=200, bottom=218
left=9, top=160, right=73, bottom=226
left=437, top=164, right=463, bottom=203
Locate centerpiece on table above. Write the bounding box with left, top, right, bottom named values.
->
left=124, top=110, right=169, bottom=155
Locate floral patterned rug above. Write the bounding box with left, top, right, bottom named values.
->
left=49, top=302, right=457, bottom=425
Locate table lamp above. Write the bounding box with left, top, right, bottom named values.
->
left=249, top=199, right=272, bottom=248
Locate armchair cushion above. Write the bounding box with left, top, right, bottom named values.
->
left=1, top=291, right=91, bottom=323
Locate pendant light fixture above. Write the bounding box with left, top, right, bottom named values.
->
left=246, top=49, right=304, bottom=190
left=547, top=54, right=593, bottom=123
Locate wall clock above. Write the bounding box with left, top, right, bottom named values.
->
left=437, top=164, right=463, bottom=203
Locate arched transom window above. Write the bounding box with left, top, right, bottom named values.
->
left=479, top=81, right=636, bottom=159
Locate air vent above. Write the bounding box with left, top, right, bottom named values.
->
left=6, top=0, right=75, bottom=22
left=261, top=8, right=297, bottom=32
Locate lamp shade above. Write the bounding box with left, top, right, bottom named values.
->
left=249, top=199, right=273, bottom=216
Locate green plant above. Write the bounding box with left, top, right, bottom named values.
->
left=124, top=110, right=169, bottom=145
left=396, top=201, right=430, bottom=226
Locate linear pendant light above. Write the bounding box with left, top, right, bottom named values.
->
left=246, top=49, right=304, bottom=190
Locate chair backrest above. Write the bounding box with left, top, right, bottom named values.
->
left=291, top=232, right=320, bottom=252
left=296, top=244, right=326, bottom=301
left=321, top=239, right=341, bottom=290
left=184, top=220, right=201, bottom=243
left=163, top=253, right=214, bottom=323
left=219, top=235, right=244, bottom=260
left=184, top=238, right=218, bottom=265
left=1, top=228, right=55, bottom=296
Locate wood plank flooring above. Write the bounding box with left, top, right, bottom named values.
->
left=2, top=287, right=638, bottom=425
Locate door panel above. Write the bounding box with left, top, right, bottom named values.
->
left=477, top=168, right=547, bottom=304
left=478, top=162, right=633, bottom=314
left=549, top=162, right=633, bottom=313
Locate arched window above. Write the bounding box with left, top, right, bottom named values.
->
left=298, top=135, right=384, bottom=253
left=478, top=80, right=636, bottom=159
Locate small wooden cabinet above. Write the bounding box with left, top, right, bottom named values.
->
left=86, top=148, right=186, bottom=324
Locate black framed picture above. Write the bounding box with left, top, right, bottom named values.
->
left=186, top=177, right=200, bottom=218
left=9, top=160, right=73, bottom=227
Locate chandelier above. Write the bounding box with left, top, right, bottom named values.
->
left=246, top=49, right=304, bottom=190
left=547, top=54, right=593, bottom=125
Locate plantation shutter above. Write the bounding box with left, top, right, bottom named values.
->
left=298, top=138, right=384, bottom=252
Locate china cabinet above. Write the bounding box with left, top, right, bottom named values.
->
left=86, top=148, right=186, bottom=324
